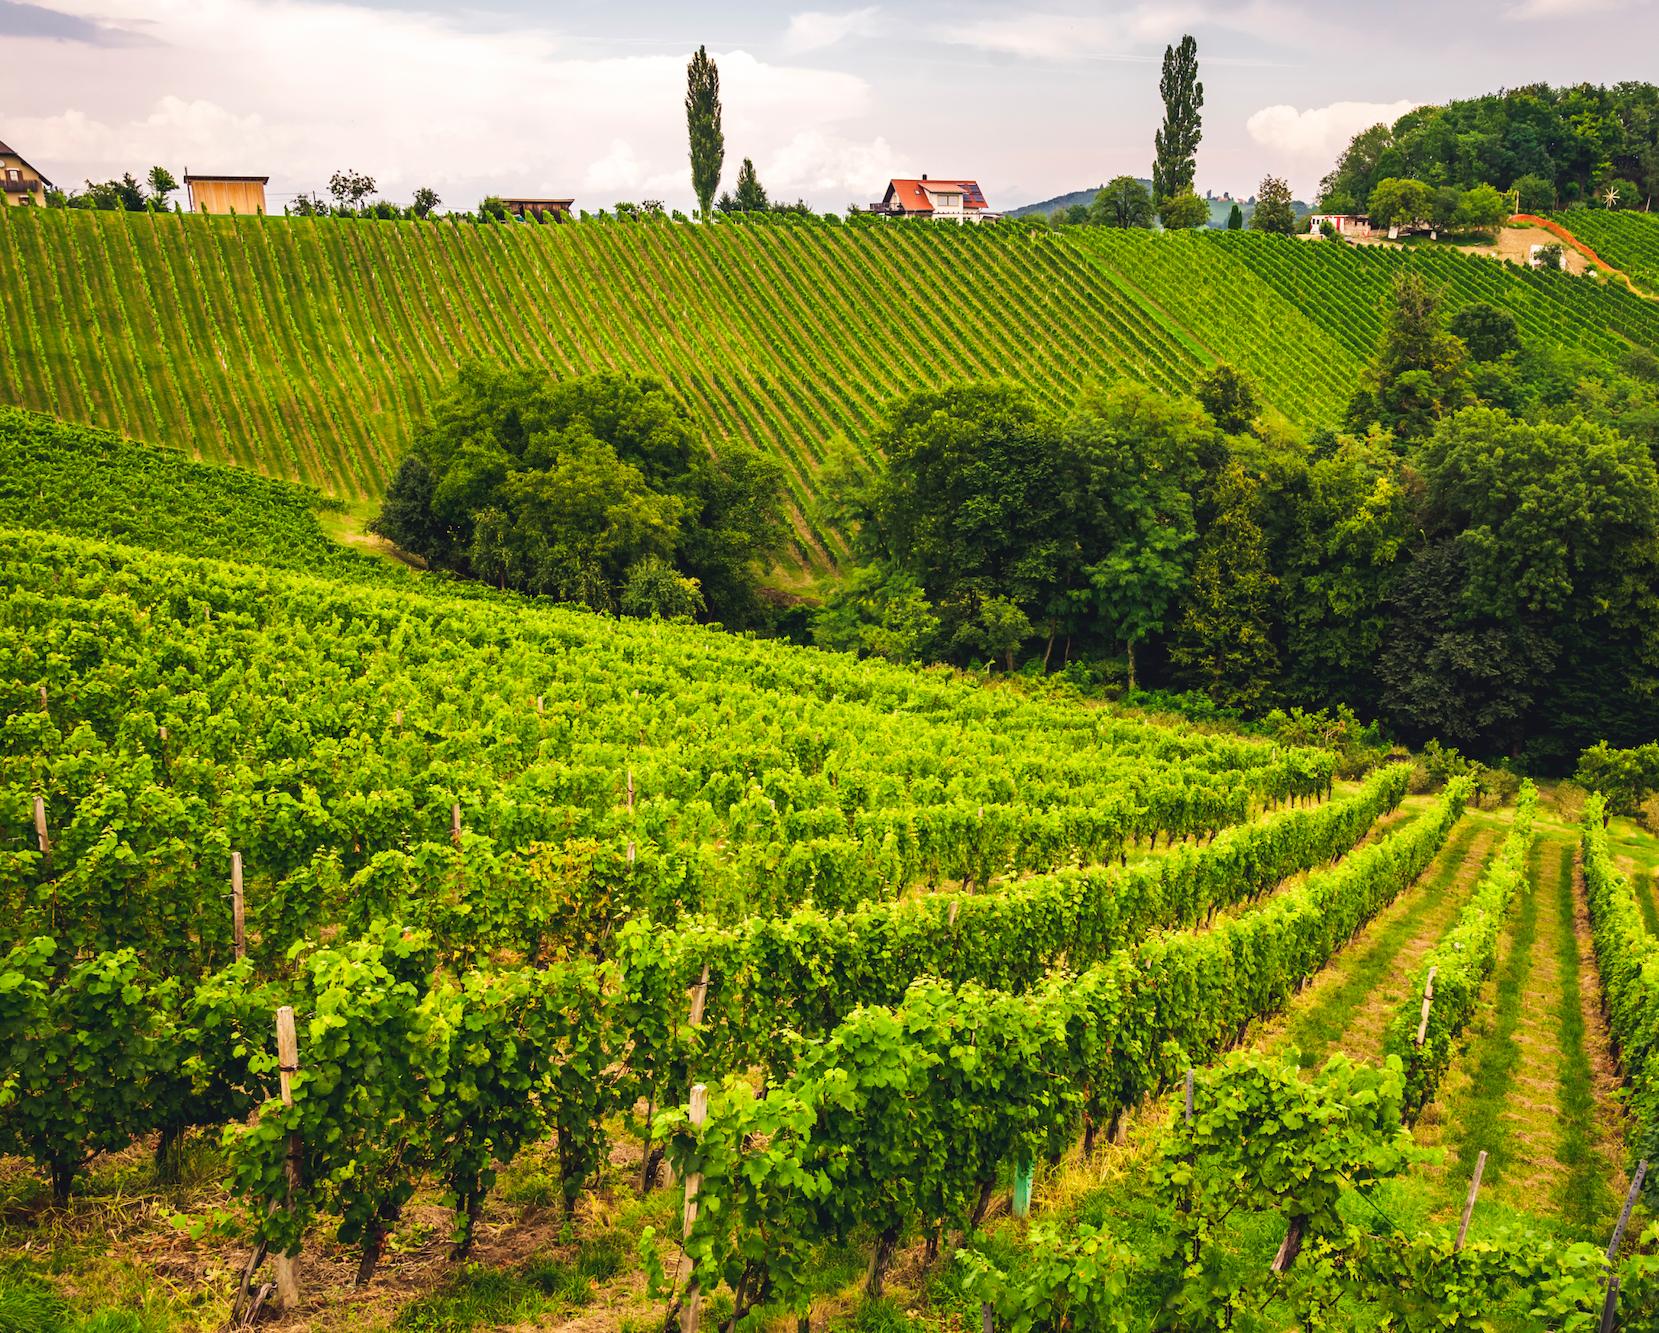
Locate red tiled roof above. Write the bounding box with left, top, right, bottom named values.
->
left=881, top=178, right=989, bottom=212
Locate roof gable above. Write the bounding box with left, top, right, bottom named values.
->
left=0, top=140, right=54, bottom=188
left=882, top=178, right=988, bottom=211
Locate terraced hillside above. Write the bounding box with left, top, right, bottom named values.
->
left=1549, top=208, right=1659, bottom=295
left=3, top=208, right=1658, bottom=567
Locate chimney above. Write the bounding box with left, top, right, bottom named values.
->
left=922, top=173, right=927, bottom=181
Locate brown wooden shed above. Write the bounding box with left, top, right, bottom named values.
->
left=185, top=174, right=269, bottom=215
left=500, top=197, right=574, bottom=221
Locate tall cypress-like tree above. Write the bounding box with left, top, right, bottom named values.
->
left=733, top=158, right=768, bottom=212
left=685, top=46, right=725, bottom=221
left=1152, top=35, right=1203, bottom=206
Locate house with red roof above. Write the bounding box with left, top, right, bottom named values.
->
left=871, top=175, right=996, bottom=222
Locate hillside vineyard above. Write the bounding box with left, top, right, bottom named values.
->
left=5, top=209, right=1659, bottom=566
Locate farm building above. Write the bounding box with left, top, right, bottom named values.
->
left=185, top=174, right=269, bottom=215
left=872, top=176, right=996, bottom=222
left=500, top=198, right=574, bottom=221
left=0, top=139, right=52, bottom=207
left=1309, top=213, right=1373, bottom=237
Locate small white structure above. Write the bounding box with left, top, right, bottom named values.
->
left=1529, top=243, right=1567, bottom=271
left=1309, top=213, right=1373, bottom=237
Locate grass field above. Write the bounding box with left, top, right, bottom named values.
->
left=5, top=209, right=1658, bottom=568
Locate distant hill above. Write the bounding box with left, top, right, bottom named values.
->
left=1008, top=184, right=1312, bottom=229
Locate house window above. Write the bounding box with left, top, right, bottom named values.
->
left=4, top=169, right=19, bottom=183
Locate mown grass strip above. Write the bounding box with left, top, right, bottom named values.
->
left=1441, top=837, right=1544, bottom=1199
left=1276, top=820, right=1487, bottom=1067
left=1551, top=840, right=1617, bottom=1231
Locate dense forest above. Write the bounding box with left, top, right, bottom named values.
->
left=809, top=275, right=1659, bottom=769
left=1320, top=81, right=1659, bottom=212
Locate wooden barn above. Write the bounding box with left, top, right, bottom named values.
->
left=186, top=174, right=269, bottom=215
left=500, top=197, right=574, bottom=222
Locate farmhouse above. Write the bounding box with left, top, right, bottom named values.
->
left=0, top=139, right=52, bottom=207
left=1309, top=213, right=1372, bottom=237
left=185, top=174, right=269, bottom=215
left=872, top=176, right=995, bottom=222
left=499, top=198, right=574, bottom=222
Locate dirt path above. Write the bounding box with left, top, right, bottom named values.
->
left=1253, top=818, right=1495, bottom=1070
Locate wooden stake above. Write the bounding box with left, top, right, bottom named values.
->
left=627, top=840, right=636, bottom=866
left=680, top=1083, right=709, bottom=1333
left=37, top=684, right=48, bottom=712
left=273, top=1006, right=303, bottom=1309
left=1455, top=1150, right=1486, bottom=1250
left=535, top=695, right=544, bottom=714
left=450, top=803, right=462, bottom=847
left=393, top=708, right=403, bottom=727
left=948, top=899, right=960, bottom=928
left=231, top=852, right=246, bottom=962
left=32, top=795, right=49, bottom=862
left=981, top=1303, right=993, bottom=1333
left=688, top=964, right=711, bottom=1028
left=627, top=768, right=635, bottom=813
left=1184, top=1068, right=1195, bottom=1124
left=1415, top=965, right=1438, bottom=1047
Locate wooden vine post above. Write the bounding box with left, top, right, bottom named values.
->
left=1455, top=1150, right=1486, bottom=1250
left=273, top=1005, right=303, bottom=1309
left=37, top=684, right=48, bottom=712
left=231, top=851, right=246, bottom=961
left=1415, top=965, right=1438, bottom=1046
left=32, top=795, right=49, bottom=868
left=627, top=768, right=636, bottom=813
left=450, top=802, right=462, bottom=847
left=679, top=1083, right=709, bottom=1333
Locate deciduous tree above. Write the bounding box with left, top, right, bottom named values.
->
left=1093, top=176, right=1155, bottom=228
left=1249, top=176, right=1296, bottom=233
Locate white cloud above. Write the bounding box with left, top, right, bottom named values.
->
left=1510, top=0, right=1632, bottom=16
left=1246, top=100, right=1415, bottom=162
left=784, top=7, right=882, bottom=53
left=763, top=130, right=901, bottom=201
left=943, top=11, right=1174, bottom=61
left=0, top=0, right=879, bottom=208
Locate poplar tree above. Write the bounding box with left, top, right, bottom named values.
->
left=685, top=46, right=725, bottom=221
left=1152, top=35, right=1203, bottom=207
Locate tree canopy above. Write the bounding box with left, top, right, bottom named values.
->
left=1249, top=177, right=1296, bottom=234
left=1093, top=177, right=1155, bottom=229
left=1321, top=81, right=1659, bottom=211
left=373, top=366, right=784, bottom=622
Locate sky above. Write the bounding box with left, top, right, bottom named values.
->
left=1, top=0, right=1654, bottom=214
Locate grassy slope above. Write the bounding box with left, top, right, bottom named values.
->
left=5, top=210, right=1658, bottom=569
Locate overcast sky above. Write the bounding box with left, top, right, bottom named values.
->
left=2, top=0, right=1654, bottom=213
